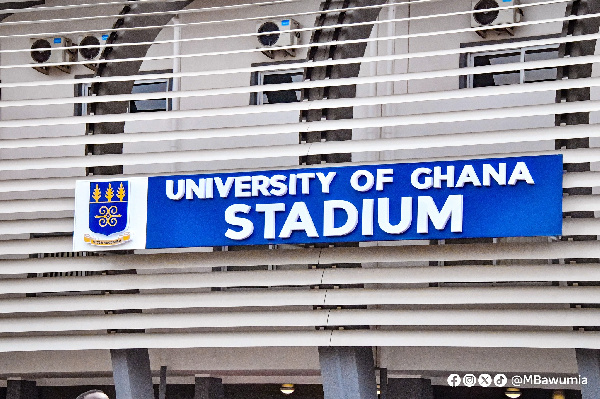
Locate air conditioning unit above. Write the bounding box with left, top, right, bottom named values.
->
left=471, top=0, right=522, bottom=36
left=256, top=18, right=300, bottom=57
left=78, top=33, right=110, bottom=70
left=30, top=36, right=75, bottom=74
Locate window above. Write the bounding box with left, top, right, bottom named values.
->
left=129, top=79, right=171, bottom=112
left=76, top=75, right=172, bottom=115
left=252, top=68, right=303, bottom=105
left=466, top=44, right=560, bottom=88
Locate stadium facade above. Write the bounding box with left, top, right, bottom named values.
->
left=0, top=0, right=599, bottom=398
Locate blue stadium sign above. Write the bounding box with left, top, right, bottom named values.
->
left=74, top=155, right=563, bottom=251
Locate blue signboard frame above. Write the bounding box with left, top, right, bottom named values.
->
left=143, top=155, right=563, bottom=249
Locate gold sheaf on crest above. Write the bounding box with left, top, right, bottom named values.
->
left=105, top=183, right=115, bottom=202
left=90, top=182, right=127, bottom=204
left=116, top=182, right=126, bottom=201
left=92, top=184, right=101, bottom=202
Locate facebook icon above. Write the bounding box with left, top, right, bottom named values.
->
left=447, top=374, right=461, bottom=387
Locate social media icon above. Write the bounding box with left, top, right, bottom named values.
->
left=463, top=374, right=476, bottom=387
left=447, top=374, right=461, bottom=387
left=478, top=374, right=492, bottom=387
left=494, top=374, right=508, bottom=387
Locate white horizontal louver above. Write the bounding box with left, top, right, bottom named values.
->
left=1, top=240, right=599, bottom=268
left=0, top=265, right=600, bottom=292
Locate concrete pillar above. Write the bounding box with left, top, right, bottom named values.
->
left=387, top=378, right=433, bottom=399
left=6, top=380, right=37, bottom=399
left=194, top=377, right=224, bottom=399
left=158, top=366, right=167, bottom=399
left=576, top=348, right=600, bottom=399
left=110, top=348, right=154, bottom=399
left=379, top=368, right=388, bottom=399
left=319, top=346, right=377, bottom=399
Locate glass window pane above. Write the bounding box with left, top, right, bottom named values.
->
left=132, top=81, right=168, bottom=94
left=130, top=99, right=167, bottom=112
left=492, top=72, right=521, bottom=86
left=130, top=80, right=169, bottom=112
left=523, top=46, right=559, bottom=83
left=472, top=52, right=520, bottom=88
left=524, top=47, right=560, bottom=62
left=487, top=52, right=521, bottom=65
left=260, top=71, right=303, bottom=104
left=524, top=68, right=557, bottom=82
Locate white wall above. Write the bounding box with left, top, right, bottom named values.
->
left=354, top=0, right=569, bottom=164
left=123, top=0, right=321, bottom=175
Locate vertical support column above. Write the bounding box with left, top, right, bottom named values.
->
left=6, top=380, right=37, bottom=399
left=194, top=377, right=224, bottom=399
left=576, top=349, right=600, bottom=399
left=319, top=346, right=377, bottom=399
left=111, top=348, right=154, bottom=399
left=387, top=378, right=434, bottom=399
left=158, top=366, right=167, bottom=399
left=379, top=368, right=388, bottom=399
left=305, top=4, right=387, bottom=399
left=170, top=15, right=182, bottom=170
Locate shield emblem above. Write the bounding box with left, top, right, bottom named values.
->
left=89, top=181, right=129, bottom=236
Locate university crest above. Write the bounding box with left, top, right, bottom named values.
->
left=84, top=181, right=131, bottom=246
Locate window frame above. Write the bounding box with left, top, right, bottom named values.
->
left=466, top=44, right=560, bottom=88
left=459, top=34, right=562, bottom=89
left=255, top=68, right=304, bottom=105
left=249, top=60, right=305, bottom=105
left=129, top=78, right=173, bottom=113
left=74, top=69, right=173, bottom=116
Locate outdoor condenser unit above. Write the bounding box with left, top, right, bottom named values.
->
left=78, top=33, right=110, bottom=70
left=30, top=36, right=75, bottom=74
left=471, top=0, right=523, bottom=36
left=256, top=18, right=300, bottom=57
left=78, top=34, right=109, bottom=61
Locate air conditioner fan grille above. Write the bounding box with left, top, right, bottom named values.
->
left=257, top=21, right=280, bottom=47
left=79, top=35, right=101, bottom=60
left=474, top=0, right=500, bottom=25
left=30, top=39, right=52, bottom=63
